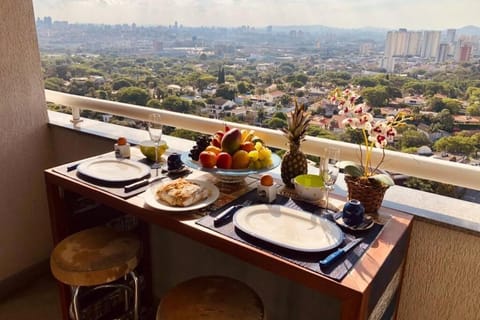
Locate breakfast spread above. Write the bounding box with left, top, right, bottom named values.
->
left=156, top=178, right=209, bottom=207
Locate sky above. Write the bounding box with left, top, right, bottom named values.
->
left=32, top=0, right=480, bottom=30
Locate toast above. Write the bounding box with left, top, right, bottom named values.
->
left=156, top=178, right=209, bottom=207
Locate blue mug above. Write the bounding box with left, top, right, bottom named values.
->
left=342, top=199, right=365, bottom=226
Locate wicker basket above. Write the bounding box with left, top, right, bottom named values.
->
left=344, top=175, right=389, bottom=214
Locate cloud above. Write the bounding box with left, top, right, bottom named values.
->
left=32, top=0, right=480, bottom=29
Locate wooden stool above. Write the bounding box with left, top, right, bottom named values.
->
left=156, top=276, right=265, bottom=320
left=50, top=226, right=142, bottom=320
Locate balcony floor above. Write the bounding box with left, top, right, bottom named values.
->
left=0, top=272, right=61, bottom=320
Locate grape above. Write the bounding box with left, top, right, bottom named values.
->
left=247, top=143, right=273, bottom=169
left=188, top=135, right=211, bottom=160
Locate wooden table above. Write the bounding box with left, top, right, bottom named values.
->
left=44, top=152, right=413, bottom=320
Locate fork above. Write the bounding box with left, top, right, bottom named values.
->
left=213, top=199, right=252, bottom=226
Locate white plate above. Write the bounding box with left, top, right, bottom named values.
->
left=144, top=179, right=219, bottom=212
left=77, top=158, right=151, bottom=182
left=233, top=205, right=344, bottom=252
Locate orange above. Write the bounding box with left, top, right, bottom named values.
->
left=117, top=137, right=127, bottom=145
left=232, top=150, right=250, bottom=169
left=205, top=145, right=222, bottom=155
left=260, top=174, right=274, bottom=186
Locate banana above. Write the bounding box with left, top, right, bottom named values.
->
left=243, top=130, right=255, bottom=142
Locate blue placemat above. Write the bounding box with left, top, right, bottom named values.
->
left=196, top=189, right=384, bottom=281
left=53, top=155, right=191, bottom=198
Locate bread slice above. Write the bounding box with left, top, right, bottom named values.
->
left=156, top=178, right=209, bottom=207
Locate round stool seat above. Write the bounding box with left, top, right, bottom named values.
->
left=50, top=226, right=141, bottom=287
left=156, top=276, right=265, bottom=320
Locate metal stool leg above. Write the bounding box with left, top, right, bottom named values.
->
left=71, top=286, right=81, bottom=320
left=129, top=271, right=140, bottom=320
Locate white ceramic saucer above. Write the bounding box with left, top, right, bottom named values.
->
left=335, top=214, right=374, bottom=231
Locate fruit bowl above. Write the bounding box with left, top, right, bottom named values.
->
left=181, top=153, right=281, bottom=183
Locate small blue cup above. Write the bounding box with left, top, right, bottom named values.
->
left=342, top=199, right=365, bottom=226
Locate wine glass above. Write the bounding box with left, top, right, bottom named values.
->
left=147, top=114, right=163, bottom=175
left=321, top=147, right=340, bottom=215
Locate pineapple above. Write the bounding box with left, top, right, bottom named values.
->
left=281, top=99, right=312, bottom=188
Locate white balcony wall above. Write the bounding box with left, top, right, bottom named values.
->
left=0, top=0, right=53, bottom=283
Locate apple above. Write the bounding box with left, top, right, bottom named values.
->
left=221, top=128, right=242, bottom=154
left=216, top=152, right=232, bottom=169
left=199, top=151, right=217, bottom=168
left=240, top=141, right=255, bottom=152
left=211, top=136, right=221, bottom=148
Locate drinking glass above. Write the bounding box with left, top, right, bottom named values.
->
left=147, top=114, right=163, bottom=174
left=321, top=147, right=340, bottom=214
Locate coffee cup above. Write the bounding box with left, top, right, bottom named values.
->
left=342, top=199, right=365, bottom=226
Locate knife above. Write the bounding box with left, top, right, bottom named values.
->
left=319, top=238, right=363, bottom=268
left=124, top=175, right=168, bottom=193
left=213, top=200, right=252, bottom=227
left=213, top=205, right=242, bottom=227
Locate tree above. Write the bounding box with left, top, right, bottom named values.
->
left=280, top=94, right=292, bottom=106
left=432, top=109, right=454, bottom=132
left=306, top=126, right=338, bottom=140
left=161, top=96, right=192, bottom=113
left=217, top=66, right=225, bottom=84
left=402, top=80, right=424, bottom=95
left=353, top=77, right=377, bottom=88
left=44, top=77, right=65, bottom=91
left=197, top=74, right=215, bottom=91
left=361, top=86, right=389, bottom=108
left=95, top=90, right=108, bottom=100
left=429, top=97, right=446, bottom=112
left=265, top=117, right=287, bottom=129
left=112, top=78, right=135, bottom=90
left=272, top=112, right=287, bottom=120
left=443, top=98, right=461, bottom=115
left=116, top=87, right=149, bottom=105
left=404, top=177, right=461, bottom=198
left=400, top=129, right=431, bottom=149
left=433, top=135, right=476, bottom=156
left=237, top=81, right=253, bottom=94
left=295, top=73, right=308, bottom=85
left=466, top=103, right=480, bottom=116
left=146, top=99, right=162, bottom=109
left=215, top=83, right=236, bottom=100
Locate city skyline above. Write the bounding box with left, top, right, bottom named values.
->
left=33, top=0, right=480, bottom=30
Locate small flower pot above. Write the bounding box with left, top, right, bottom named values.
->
left=344, top=175, right=389, bottom=214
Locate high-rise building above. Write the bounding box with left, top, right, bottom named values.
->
left=421, top=31, right=441, bottom=58
left=384, top=29, right=422, bottom=57
left=446, top=29, right=456, bottom=44
left=437, top=43, right=449, bottom=63
left=359, top=42, right=374, bottom=55
left=456, top=41, right=473, bottom=62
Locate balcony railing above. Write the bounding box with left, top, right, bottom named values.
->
left=45, top=89, right=480, bottom=191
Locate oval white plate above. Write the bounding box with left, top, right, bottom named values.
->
left=77, top=158, right=151, bottom=182
left=233, top=205, right=344, bottom=252
left=144, top=179, right=219, bottom=212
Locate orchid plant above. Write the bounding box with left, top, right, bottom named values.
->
left=330, top=88, right=412, bottom=187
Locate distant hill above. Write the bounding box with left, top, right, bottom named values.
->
left=457, top=25, right=480, bottom=36
left=270, top=24, right=387, bottom=41
left=270, top=24, right=480, bottom=41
